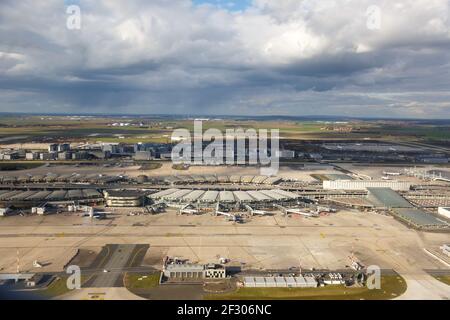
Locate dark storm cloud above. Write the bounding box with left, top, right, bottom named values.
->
left=0, top=0, right=450, bottom=117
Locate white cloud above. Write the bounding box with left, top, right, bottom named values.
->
left=0, top=0, right=449, bottom=117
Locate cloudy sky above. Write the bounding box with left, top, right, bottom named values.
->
left=1, top=0, right=450, bottom=118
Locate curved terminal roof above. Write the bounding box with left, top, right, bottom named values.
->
left=233, top=191, right=255, bottom=202
left=219, top=191, right=235, bottom=202
left=246, top=190, right=272, bottom=202
left=182, top=190, right=206, bottom=202
left=200, top=190, right=219, bottom=202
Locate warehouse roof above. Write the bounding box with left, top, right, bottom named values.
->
left=393, top=208, right=448, bottom=227
left=367, top=188, right=413, bottom=208
left=324, top=174, right=353, bottom=181
left=165, top=263, right=204, bottom=272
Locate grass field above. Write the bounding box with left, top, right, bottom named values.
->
left=38, top=276, right=87, bottom=299
left=0, top=162, right=43, bottom=171
left=310, top=174, right=329, bottom=181
left=206, top=276, right=407, bottom=300
left=1, top=116, right=449, bottom=144
left=137, top=162, right=163, bottom=170
left=433, top=275, right=450, bottom=286
left=124, top=272, right=161, bottom=289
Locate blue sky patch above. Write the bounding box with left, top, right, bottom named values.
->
left=192, top=0, right=252, bottom=12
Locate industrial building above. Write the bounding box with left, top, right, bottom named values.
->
left=243, top=275, right=317, bottom=288
left=323, top=180, right=411, bottom=191
left=134, top=151, right=153, bottom=160
left=163, top=261, right=226, bottom=280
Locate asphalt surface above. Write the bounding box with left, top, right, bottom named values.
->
left=91, top=244, right=135, bottom=288
left=83, top=244, right=149, bottom=288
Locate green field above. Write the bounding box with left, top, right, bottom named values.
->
left=1, top=115, right=449, bottom=144
left=124, top=272, right=161, bottom=289
left=37, top=276, right=87, bottom=299
left=0, top=162, right=43, bottom=171
left=433, top=275, right=450, bottom=286
left=206, top=275, right=407, bottom=300
left=137, top=162, right=163, bottom=170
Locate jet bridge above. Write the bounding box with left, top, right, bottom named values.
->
left=273, top=204, right=319, bottom=217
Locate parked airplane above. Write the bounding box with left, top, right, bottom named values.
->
left=33, top=260, right=43, bottom=268
left=244, top=205, right=269, bottom=216
left=274, top=204, right=319, bottom=217
left=286, top=208, right=318, bottom=217
left=179, top=204, right=200, bottom=215
left=383, top=171, right=401, bottom=176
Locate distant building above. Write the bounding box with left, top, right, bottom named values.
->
left=159, top=152, right=172, bottom=160
left=32, top=207, right=47, bottom=215
left=134, top=151, right=153, bottom=161
left=134, top=143, right=143, bottom=152
left=440, top=244, right=450, bottom=257
left=277, top=150, right=295, bottom=159
left=243, top=275, right=317, bottom=288
left=1, top=151, right=20, bottom=160
left=102, top=143, right=119, bottom=154
left=121, top=145, right=135, bottom=154
left=418, top=157, right=449, bottom=164
left=40, top=152, right=57, bottom=161
left=88, top=150, right=110, bottom=159
left=72, top=151, right=89, bottom=160
left=0, top=207, right=12, bottom=217
left=26, top=152, right=39, bottom=160
left=323, top=180, right=411, bottom=191
left=163, top=262, right=226, bottom=279
left=308, top=153, right=323, bottom=160
left=57, top=143, right=71, bottom=152
left=58, top=152, right=72, bottom=160
left=48, top=144, right=58, bottom=152
left=437, top=207, right=450, bottom=219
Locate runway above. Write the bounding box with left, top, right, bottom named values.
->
left=84, top=244, right=149, bottom=288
